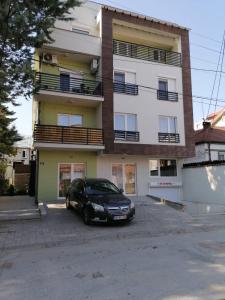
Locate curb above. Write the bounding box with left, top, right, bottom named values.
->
left=147, top=195, right=185, bottom=211
left=38, top=202, right=48, bottom=217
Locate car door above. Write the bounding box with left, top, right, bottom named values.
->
left=75, top=180, right=85, bottom=212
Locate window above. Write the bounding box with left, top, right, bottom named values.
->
left=114, top=114, right=138, bottom=141
left=72, top=27, right=89, bottom=35
left=22, top=150, right=27, bottom=158
left=159, top=80, right=168, bottom=92
left=58, top=114, right=83, bottom=127
left=114, top=72, right=125, bottom=84
left=149, top=160, right=159, bottom=176
left=114, top=113, right=137, bottom=131
left=218, top=152, right=225, bottom=160
left=149, top=160, right=177, bottom=177
left=159, top=116, right=177, bottom=133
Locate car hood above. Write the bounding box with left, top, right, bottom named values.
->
left=88, top=193, right=131, bottom=207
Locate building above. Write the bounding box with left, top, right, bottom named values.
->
left=186, top=109, right=225, bottom=163
left=33, top=1, right=194, bottom=203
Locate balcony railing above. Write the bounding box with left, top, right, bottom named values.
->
left=158, top=132, right=180, bottom=143
left=113, top=82, right=138, bottom=95
left=34, top=124, right=104, bottom=145
left=115, top=130, right=140, bottom=142
left=35, top=72, right=103, bottom=97
left=157, top=90, right=178, bottom=101
left=113, top=40, right=182, bottom=67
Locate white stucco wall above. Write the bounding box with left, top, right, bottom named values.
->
left=54, top=1, right=101, bottom=37
left=113, top=55, right=185, bottom=145
left=183, top=165, right=225, bottom=206
left=97, top=155, right=183, bottom=201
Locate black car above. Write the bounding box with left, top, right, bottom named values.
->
left=66, top=178, right=135, bottom=225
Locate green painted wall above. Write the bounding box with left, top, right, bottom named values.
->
left=38, top=150, right=97, bottom=202
left=41, top=55, right=94, bottom=80
left=40, top=102, right=97, bottom=128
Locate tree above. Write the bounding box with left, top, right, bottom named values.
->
left=0, top=0, right=80, bottom=155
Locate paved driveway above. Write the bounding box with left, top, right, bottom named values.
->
left=2, top=197, right=225, bottom=299
left=1, top=196, right=225, bottom=251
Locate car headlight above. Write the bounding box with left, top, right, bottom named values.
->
left=130, top=201, right=135, bottom=209
left=92, top=203, right=104, bottom=212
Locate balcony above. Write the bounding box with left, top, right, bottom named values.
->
left=35, top=72, right=103, bottom=105
left=157, top=90, right=178, bottom=102
left=49, top=28, right=101, bottom=57
left=114, top=130, right=140, bottom=142
left=158, top=132, right=180, bottom=143
left=113, top=40, right=182, bottom=67
left=34, top=124, right=104, bottom=150
left=114, top=82, right=138, bottom=95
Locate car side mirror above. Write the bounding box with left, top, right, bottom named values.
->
left=119, top=188, right=124, bottom=193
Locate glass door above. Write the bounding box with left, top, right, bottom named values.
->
left=112, top=163, right=136, bottom=195
left=124, top=164, right=136, bottom=195
left=59, top=164, right=71, bottom=198
left=58, top=163, right=86, bottom=198
left=112, top=164, right=123, bottom=190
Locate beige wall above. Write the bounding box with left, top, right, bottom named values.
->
left=39, top=102, right=97, bottom=128
left=113, top=55, right=185, bottom=145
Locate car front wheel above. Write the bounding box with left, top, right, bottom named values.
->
left=83, top=207, right=92, bottom=225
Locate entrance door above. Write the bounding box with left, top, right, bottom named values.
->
left=112, top=163, right=136, bottom=195
left=58, top=163, right=86, bottom=198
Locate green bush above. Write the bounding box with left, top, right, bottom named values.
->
left=7, top=184, right=15, bottom=196
left=0, top=178, right=9, bottom=195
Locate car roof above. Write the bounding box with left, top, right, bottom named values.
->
left=73, top=178, right=111, bottom=184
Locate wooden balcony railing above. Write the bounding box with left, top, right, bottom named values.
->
left=157, top=90, right=178, bottom=101
left=114, top=130, right=140, bottom=142
left=158, top=132, right=180, bottom=143
left=113, top=40, right=182, bottom=67
left=35, top=72, right=103, bottom=97
left=34, top=124, right=104, bottom=145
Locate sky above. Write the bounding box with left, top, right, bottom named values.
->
left=13, top=0, right=225, bottom=136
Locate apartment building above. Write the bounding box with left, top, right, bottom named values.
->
left=33, top=1, right=194, bottom=203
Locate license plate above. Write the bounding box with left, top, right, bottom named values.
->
left=113, top=215, right=127, bottom=220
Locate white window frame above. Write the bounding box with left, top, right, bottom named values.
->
left=149, top=159, right=177, bottom=177
left=58, top=163, right=86, bottom=199
left=159, top=116, right=177, bottom=134
left=158, top=79, right=168, bottom=91
left=57, top=114, right=83, bottom=127
left=114, top=113, right=137, bottom=132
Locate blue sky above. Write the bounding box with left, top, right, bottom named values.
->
left=13, top=0, right=225, bottom=136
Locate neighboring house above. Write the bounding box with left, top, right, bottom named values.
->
left=3, top=140, right=35, bottom=193
left=33, top=1, right=194, bottom=203
left=186, top=109, right=225, bottom=163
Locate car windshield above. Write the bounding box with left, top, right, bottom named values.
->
left=85, top=181, right=120, bottom=195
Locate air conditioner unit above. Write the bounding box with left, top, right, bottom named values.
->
left=90, top=58, right=98, bottom=74
left=43, top=53, right=58, bottom=65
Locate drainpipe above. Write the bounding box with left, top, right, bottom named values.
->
left=208, top=142, right=211, bottom=162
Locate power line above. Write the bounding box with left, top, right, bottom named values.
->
left=213, top=36, right=225, bottom=117
left=206, top=31, right=225, bottom=117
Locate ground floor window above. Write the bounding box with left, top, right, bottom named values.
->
left=58, top=163, right=86, bottom=197
left=112, top=163, right=136, bottom=195
left=149, top=159, right=177, bottom=177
